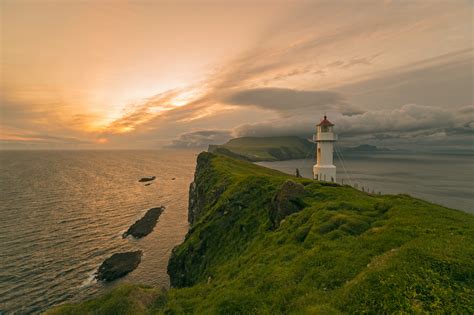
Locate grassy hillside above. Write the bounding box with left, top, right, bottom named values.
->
left=49, top=153, right=474, bottom=314
left=208, top=136, right=314, bottom=161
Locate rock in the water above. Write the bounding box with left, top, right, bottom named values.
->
left=96, top=251, right=142, bottom=282
left=139, top=176, right=156, bottom=182
left=171, top=177, right=176, bottom=180
left=270, top=180, right=306, bottom=228
left=123, top=207, right=165, bottom=238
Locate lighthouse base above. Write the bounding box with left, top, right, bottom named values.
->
left=313, top=165, right=336, bottom=182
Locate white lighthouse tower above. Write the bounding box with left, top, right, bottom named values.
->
left=313, top=116, right=337, bottom=182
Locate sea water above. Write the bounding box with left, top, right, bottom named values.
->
left=0, top=150, right=197, bottom=314
left=258, top=152, right=474, bottom=213
left=1, top=150, right=472, bottom=313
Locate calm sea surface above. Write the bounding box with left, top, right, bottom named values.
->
left=258, top=152, right=473, bottom=213
left=1, top=150, right=473, bottom=313
left=0, top=150, right=198, bottom=314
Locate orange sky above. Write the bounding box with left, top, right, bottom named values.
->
left=1, top=0, right=472, bottom=149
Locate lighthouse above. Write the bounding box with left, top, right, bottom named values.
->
left=313, top=116, right=337, bottom=182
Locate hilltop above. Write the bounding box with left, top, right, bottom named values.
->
left=208, top=136, right=314, bottom=161
left=49, top=153, right=474, bottom=314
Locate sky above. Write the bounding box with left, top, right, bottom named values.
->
left=1, top=0, right=473, bottom=150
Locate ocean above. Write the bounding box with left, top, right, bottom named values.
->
left=1, top=150, right=472, bottom=313
left=0, top=150, right=198, bottom=314
left=257, top=152, right=474, bottom=213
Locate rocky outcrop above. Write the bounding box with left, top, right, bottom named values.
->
left=269, top=180, right=307, bottom=228
left=139, top=176, right=156, bottom=182
left=188, top=152, right=227, bottom=225
left=123, top=207, right=164, bottom=238
left=188, top=181, right=198, bottom=225
left=96, top=251, right=142, bottom=282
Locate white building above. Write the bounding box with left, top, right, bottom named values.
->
left=313, top=116, right=337, bottom=182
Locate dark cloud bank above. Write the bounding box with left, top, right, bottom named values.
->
left=234, top=104, right=473, bottom=148
left=171, top=84, right=473, bottom=151
left=224, top=88, right=363, bottom=116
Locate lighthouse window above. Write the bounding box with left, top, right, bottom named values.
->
left=321, top=126, right=329, bottom=132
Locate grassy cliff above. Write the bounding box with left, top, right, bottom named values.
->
left=49, top=152, right=474, bottom=314
left=208, top=136, right=314, bottom=161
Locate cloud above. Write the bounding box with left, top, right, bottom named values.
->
left=336, top=49, right=473, bottom=110
left=79, top=6, right=471, bottom=150
left=167, top=129, right=233, bottom=148
left=0, top=97, right=97, bottom=148
left=0, top=132, right=92, bottom=149
left=342, top=54, right=381, bottom=69
left=102, top=89, right=186, bottom=135
left=223, top=88, right=363, bottom=115
left=1, top=1, right=470, bottom=150
left=20, top=134, right=91, bottom=144
left=336, top=104, right=473, bottom=136
left=234, top=104, right=474, bottom=148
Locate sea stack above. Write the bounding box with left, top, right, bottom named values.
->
left=96, top=251, right=142, bottom=282
left=122, top=206, right=165, bottom=239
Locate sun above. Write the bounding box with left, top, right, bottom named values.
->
left=97, top=138, right=108, bottom=144
left=169, top=88, right=203, bottom=107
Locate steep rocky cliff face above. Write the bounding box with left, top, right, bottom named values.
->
left=170, top=152, right=231, bottom=287
left=187, top=153, right=228, bottom=226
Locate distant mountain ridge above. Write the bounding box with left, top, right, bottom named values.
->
left=208, top=136, right=315, bottom=162
left=340, top=144, right=391, bottom=153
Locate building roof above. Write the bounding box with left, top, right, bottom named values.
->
left=317, top=115, right=334, bottom=126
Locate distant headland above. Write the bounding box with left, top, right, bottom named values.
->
left=208, top=136, right=315, bottom=162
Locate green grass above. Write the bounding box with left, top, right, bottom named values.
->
left=208, top=136, right=314, bottom=161
left=46, top=284, right=164, bottom=315
left=49, top=152, right=474, bottom=314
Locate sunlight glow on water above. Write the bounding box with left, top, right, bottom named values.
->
left=0, top=150, right=197, bottom=314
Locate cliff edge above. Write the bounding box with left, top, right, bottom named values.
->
left=165, top=153, right=473, bottom=314
left=49, top=152, right=474, bottom=314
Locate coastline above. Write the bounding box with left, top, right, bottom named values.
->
left=48, top=152, right=474, bottom=314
